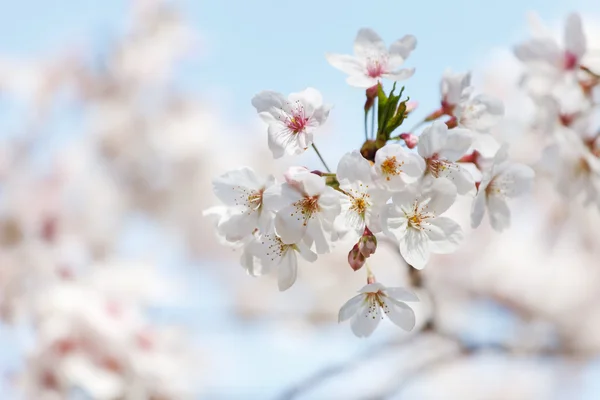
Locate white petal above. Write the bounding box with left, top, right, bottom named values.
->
left=251, top=90, right=286, bottom=114
left=218, top=211, right=258, bottom=241
left=417, top=121, right=448, bottom=159
left=488, top=196, right=511, bottom=232
left=497, top=164, right=535, bottom=197
left=337, top=150, right=372, bottom=183
left=442, top=164, right=475, bottom=195
left=440, top=129, right=473, bottom=161
left=347, top=74, right=379, bottom=88
left=325, top=53, right=364, bottom=75
left=399, top=228, right=430, bottom=269
left=277, top=250, right=298, bottom=291
left=513, top=38, right=562, bottom=65
left=472, top=133, right=500, bottom=158
left=212, top=167, right=260, bottom=205
left=565, top=13, right=586, bottom=60
left=292, top=87, right=323, bottom=109
left=300, top=173, right=326, bottom=196
left=385, top=287, right=420, bottom=302
left=459, top=94, right=504, bottom=132
left=425, top=178, right=457, bottom=215
left=275, top=205, right=306, bottom=244
left=338, top=294, right=366, bottom=322
left=381, top=68, right=415, bottom=82
left=306, top=217, right=331, bottom=254
left=382, top=297, right=416, bottom=331
left=296, top=241, right=317, bottom=263
left=358, top=282, right=387, bottom=294
left=388, top=34, right=417, bottom=64
left=426, top=216, right=463, bottom=254
left=312, top=103, right=332, bottom=126
left=354, top=28, right=386, bottom=58
left=470, top=190, right=487, bottom=229
left=350, top=299, right=381, bottom=337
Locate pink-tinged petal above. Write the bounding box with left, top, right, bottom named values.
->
left=296, top=241, right=317, bottom=263
left=338, top=294, right=365, bottom=322
left=277, top=250, right=298, bottom=291
left=275, top=205, right=307, bottom=244
left=251, top=90, right=286, bottom=113
left=399, top=228, right=430, bottom=269
left=425, top=178, right=457, bottom=215
left=350, top=300, right=381, bottom=337
left=381, top=68, right=415, bottom=82
left=385, top=287, right=419, bottom=302
left=347, top=74, right=379, bottom=88
left=440, top=129, right=473, bottom=161
left=426, top=216, right=463, bottom=254
left=354, top=28, right=386, bottom=58
left=564, top=13, right=586, bottom=60
left=325, top=53, right=364, bottom=75
left=337, top=150, right=372, bottom=183
left=418, top=121, right=448, bottom=159
left=382, top=297, right=416, bottom=331
left=487, top=196, right=511, bottom=232
left=470, top=190, right=487, bottom=229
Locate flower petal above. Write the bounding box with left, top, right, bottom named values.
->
left=426, top=216, right=463, bottom=254
left=399, top=228, right=430, bottom=269
left=440, top=129, right=473, bottom=161
left=325, top=53, right=364, bottom=75
left=337, top=150, right=373, bottom=183
left=296, top=241, right=318, bottom=263
left=488, top=196, right=511, bottom=232
left=388, top=34, right=417, bottom=64
left=381, top=68, right=415, bottom=82
left=212, top=167, right=260, bottom=205
left=470, top=189, right=487, bottom=229
left=418, top=121, right=448, bottom=159
left=251, top=90, right=286, bottom=114
left=275, top=205, right=307, bottom=244
left=425, top=178, right=457, bottom=215
left=385, top=287, right=420, bottom=302
left=338, top=294, right=365, bottom=322
left=350, top=300, right=381, bottom=337
left=383, top=297, right=416, bottom=331
left=347, top=74, right=379, bottom=88
left=565, top=13, right=586, bottom=60
left=277, top=250, right=298, bottom=291
left=354, top=28, right=386, bottom=58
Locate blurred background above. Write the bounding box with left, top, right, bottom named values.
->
left=1, top=0, right=600, bottom=399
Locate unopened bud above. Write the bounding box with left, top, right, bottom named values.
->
left=364, top=84, right=380, bottom=112
left=405, top=100, right=419, bottom=114
left=399, top=133, right=418, bottom=149
left=424, top=108, right=445, bottom=122
left=358, top=227, right=377, bottom=257
left=445, top=116, right=458, bottom=129
left=348, top=243, right=366, bottom=271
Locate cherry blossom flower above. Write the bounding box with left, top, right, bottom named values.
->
left=440, top=69, right=472, bottom=111
left=251, top=88, right=332, bottom=158
left=381, top=178, right=463, bottom=269
left=326, top=28, right=416, bottom=88
left=264, top=172, right=341, bottom=254
left=417, top=121, right=475, bottom=195
left=514, top=13, right=587, bottom=95
left=372, top=143, right=425, bottom=190
left=242, top=232, right=317, bottom=291
left=539, top=132, right=600, bottom=209
left=471, top=144, right=535, bottom=232
left=455, top=93, right=504, bottom=157
left=209, top=167, right=276, bottom=242
left=338, top=282, right=418, bottom=337
left=335, top=151, right=390, bottom=236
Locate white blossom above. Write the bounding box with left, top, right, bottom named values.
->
left=372, top=143, right=425, bottom=191
left=417, top=121, right=475, bottom=195
left=252, top=88, right=332, bottom=158
left=338, top=282, right=418, bottom=338
left=381, top=178, right=463, bottom=269
left=326, top=28, right=416, bottom=88
left=455, top=93, right=504, bottom=157
left=471, top=145, right=535, bottom=232
left=440, top=69, right=472, bottom=110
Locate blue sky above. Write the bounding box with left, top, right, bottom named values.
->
left=1, top=0, right=600, bottom=398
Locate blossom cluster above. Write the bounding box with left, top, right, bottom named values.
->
left=514, top=13, right=600, bottom=208
left=206, top=28, right=535, bottom=337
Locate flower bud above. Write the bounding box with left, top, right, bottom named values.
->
left=399, top=133, right=418, bottom=149
left=348, top=243, right=366, bottom=271
left=405, top=100, right=419, bottom=114
left=358, top=227, right=378, bottom=258
left=364, top=84, right=380, bottom=112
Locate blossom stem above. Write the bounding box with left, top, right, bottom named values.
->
left=311, top=143, right=331, bottom=173
left=364, top=110, right=369, bottom=141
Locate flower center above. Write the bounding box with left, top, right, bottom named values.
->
left=427, top=154, right=453, bottom=178
left=235, top=186, right=264, bottom=213
left=364, top=291, right=388, bottom=319
left=284, top=101, right=309, bottom=133
left=292, top=195, right=321, bottom=226
left=263, top=234, right=292, bottom=261
left=564, top=51, right=578, bottom=70
left=247, top=189, right=264, bottom=210
left=576, top=157, right=592, bottom=176
left=366, top=56, right=387, bottom=78
left=380, top=156, right=404, bottom=181
left=404, top=201, right=431, bottom=230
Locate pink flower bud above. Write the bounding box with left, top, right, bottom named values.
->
left=358, top=227, right=377, bottom=257
left=399, top=133, right=418, bottom=149
left=348, top=243, right=366, bottom=271
left=405, top=100, right=419, bottom=113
